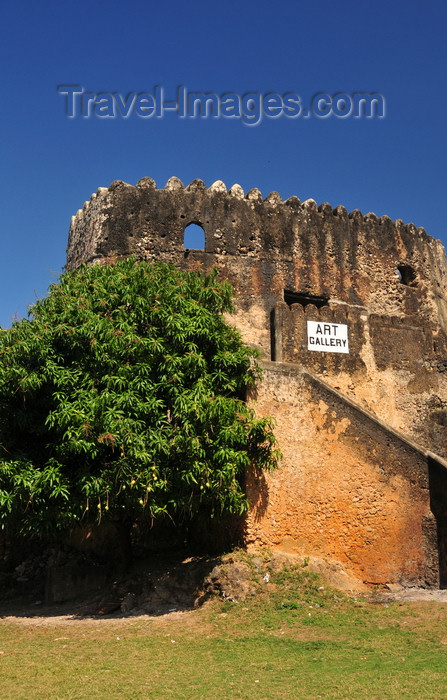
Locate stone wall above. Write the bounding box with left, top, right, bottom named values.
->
left=66, top=177, right=447, bottom=457
left=66, top=177, right=447, bottom=338
left=272, top=301, right=447, bottom=457
left=66, top=176, right=447, bottom=587
left=246, top=362, right=441, bottom=587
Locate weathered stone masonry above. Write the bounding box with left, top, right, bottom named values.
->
left=67, top=176, right=447, bottom=587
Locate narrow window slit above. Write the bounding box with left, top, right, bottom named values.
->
left=283, top=290, right=329, bottom=309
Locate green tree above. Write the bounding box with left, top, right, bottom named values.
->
left=0, top=259, right=278, bottom=560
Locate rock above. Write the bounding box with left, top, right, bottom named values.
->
left=386, top=583, right=404, bottom=592
left=120, top=592, right=137, bottom=613
left=206, top=560, right=257, bottom=601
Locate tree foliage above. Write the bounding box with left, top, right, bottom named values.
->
left=0, top=259, right=278, bottom=538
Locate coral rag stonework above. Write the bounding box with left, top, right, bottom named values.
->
left=66, top=177, right=447, bottom=588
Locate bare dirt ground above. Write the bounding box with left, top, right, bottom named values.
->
left=0, top=548, right=220, bottom=625
left=374, top=587, right=447, bottom=603
left=1, top=549, right=446, bottom=628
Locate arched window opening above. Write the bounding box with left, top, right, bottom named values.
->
left=183, top=223, right=205, bottom=251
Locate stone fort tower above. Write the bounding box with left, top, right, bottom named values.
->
left=67, top=176, right=447, bottom=588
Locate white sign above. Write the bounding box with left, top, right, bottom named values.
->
left=307, top=321, right=349, bottom=353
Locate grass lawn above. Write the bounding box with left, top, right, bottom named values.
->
left=1, top=564, right=447, bottom=699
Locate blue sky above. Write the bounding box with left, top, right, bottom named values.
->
left=1, top=0, right=446, bottom=328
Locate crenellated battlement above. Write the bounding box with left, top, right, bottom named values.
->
left=67, top=177, right=447, bottom=333
left=68, top=176, right=431, bottom=233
